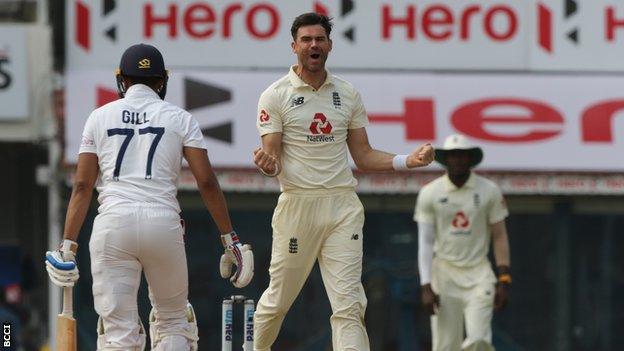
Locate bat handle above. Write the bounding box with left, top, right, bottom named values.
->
left=62, top=286, right=73, bottom=316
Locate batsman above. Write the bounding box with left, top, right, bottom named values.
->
left=45, top=43, right=253, bottom=350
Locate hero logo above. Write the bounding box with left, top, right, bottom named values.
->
left=451, top=211, right=470, bottom=229
left=538, top=0, right=624, bottom=53
left=315, top=0, right=356, bottom=42
left=369, top=97, right=622, bottom=144
left=381, top=2, right=519, bottom=42
left=143, top=2, right=279, bottom=40
left=309, top=113, right=333, bottom=134
left=538, top=0, right=579, bottom=53
left=75, top=0, right=118, bottom=51
left=74, top=0, right=280, bottom=51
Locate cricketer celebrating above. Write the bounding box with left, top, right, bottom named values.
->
left=45, top=44, right=253, bottom=350
left=415, top=134, right=511, bottom=351
left=252, top=13, right=435, bottom=351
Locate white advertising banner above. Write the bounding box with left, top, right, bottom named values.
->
left=65, top=0, right=624, bottom=72
left=66, top=0, right=529, bottom=70
left=530, top=0, right=624, bottom=71
left=65, top=70, right=624, bottom=171
left=0, top=26, right=29, bottom=120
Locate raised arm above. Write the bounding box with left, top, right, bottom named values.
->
left=346, top=127, right=434, bottom=172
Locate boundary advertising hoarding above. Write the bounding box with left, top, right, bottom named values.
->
left=66, top=0, right=624, bottom=72
left=65, top=70, right=624, bottom=171
left=0, top=26, right=29, bottom=120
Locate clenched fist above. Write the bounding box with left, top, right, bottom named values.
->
left=253, top=148, right=279, bottom=176
left=407, top=143, right=435, bottom=168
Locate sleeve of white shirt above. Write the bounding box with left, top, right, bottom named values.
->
left=414, top=187, right=435, bottom=224
left=349, top=90, right=369, bottom=129
left=256, top=88, right=282, bottom=136
left=417, top=221, right=435, bottom=285
left=183, top=114, right=207, bottom=149
left=488, top=185, right=509, bottom=224
left=79, top=111, right=98, bottom=154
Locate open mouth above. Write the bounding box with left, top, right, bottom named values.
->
left=310, top=53, right=321, bottom=59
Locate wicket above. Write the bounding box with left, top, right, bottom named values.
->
left=222, top=295, right=254, bottom=351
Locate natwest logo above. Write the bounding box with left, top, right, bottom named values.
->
left=259, top=109, right=270, bottom=122
left=309, top=113, right=333, bottom=134
left=144, top=2, right=280, bottom=39
left=451, top=211, right=470, bottom=229
left=381, top=3, right=519, bottom=42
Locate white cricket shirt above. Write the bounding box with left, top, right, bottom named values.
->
left=414, top=173, right=508, bottom=268
left=256, top=66, right=369, bottom=191
left=79, top=84, right=206, bottom=213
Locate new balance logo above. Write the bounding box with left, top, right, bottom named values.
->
left=291, top=96, right=304, bottom=107
left=289, top=237, right=298, bottom=254
left=351, top=234, right=359, bottom=240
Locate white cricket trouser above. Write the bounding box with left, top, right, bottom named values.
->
left=254, top=189, right=370, bottom=351
left=89, top=205, right=192, bottom=350
left=431, top=258, right=496, bottom=351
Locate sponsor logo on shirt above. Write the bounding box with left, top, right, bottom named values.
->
left=291, top=96, right=305, bottom=107
left=259, top=109, right=270, bottom=125
left=307, top=112, right=335, bottom=143
left=451, top=211, right=471, bottom=235
left=81, top=136, right=95, bottom=147
left=351, top=233, right=359, bottom=240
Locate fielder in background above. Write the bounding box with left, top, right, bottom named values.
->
left=414, top=134, right=511, bottom=351
left=45, top=44, right=253, bottom=351
left=252, top=12, right=435, bottom=351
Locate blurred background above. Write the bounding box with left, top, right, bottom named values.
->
left=1, top=0, right=623, bottom=350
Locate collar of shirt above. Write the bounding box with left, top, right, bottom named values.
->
left=288, top=65, right=334, bottom=90
left=444, top=172, right=476, bottom=191
left=125, top=84, right=160, bottom=100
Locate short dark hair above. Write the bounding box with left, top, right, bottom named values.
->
left=291, top=12, right=333, bottom=40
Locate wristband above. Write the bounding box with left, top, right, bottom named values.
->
left=60, top=239, right=78, bottom=254
left=498, top=273, right=512, bottom=285
left=392, top=154, right=409, bottom=171
left=259, top=162, right=280, bottom=177
left=221, top=231, right=239, bottom=247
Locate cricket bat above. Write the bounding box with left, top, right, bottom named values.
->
left=56, top=287, right=77, bottom=351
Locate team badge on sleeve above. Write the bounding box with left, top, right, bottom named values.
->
left=80, top=136, right=95, bottom=147
left=259, top=110, right=270, bottom=123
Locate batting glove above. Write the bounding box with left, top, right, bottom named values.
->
left=45, top=239, right=79, bottom=288
left=220, top=231, right=254, bottom=288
